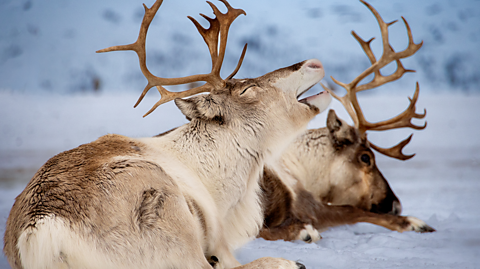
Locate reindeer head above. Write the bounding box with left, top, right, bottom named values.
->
left=320, top=110, right=400, bottom=214
left=174, top=60, right=330, bottom=154
left=97, top=0, right=331, bottom=159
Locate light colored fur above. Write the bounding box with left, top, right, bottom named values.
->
left=276, top=112, right=398, bottom=212
left=5, top=60, right=326, bottom=269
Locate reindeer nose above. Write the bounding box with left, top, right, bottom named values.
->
left=302, top=59, right=325, bottom=81
left=305, top=59, right=323, bottom=70
left=370, top=184, right=402, bottom=215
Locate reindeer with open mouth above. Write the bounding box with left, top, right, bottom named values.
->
left=258, top=0, right=435, bottom=243
left=3, top=0, right=331, bottom=268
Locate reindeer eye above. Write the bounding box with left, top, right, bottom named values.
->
left=360, top=153, right=371, bottom=166
left=240, top=85, right=255, bottom=95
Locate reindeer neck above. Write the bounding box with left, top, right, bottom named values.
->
left=140, top=119, right=269, bottom=210
left=281, top=127, right=334, bottom=195
left=180, top=119, right=266, bottom=173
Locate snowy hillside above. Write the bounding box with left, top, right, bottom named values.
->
left=0, top=0, right=480, bottom=94
left=1, top=0, right=480, bottom=268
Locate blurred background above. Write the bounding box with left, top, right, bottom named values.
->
left=0, top=0, right=479, bottom=95
left=1, top=1, right=480, bottom=268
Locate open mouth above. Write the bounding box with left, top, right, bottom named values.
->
left=296, top=84, right=316, bottom=101
left=297, top=84, right=327, bottom=104
left=294, top=59, right=329, bottom=110
left=297, top=85, right=332, bottom=112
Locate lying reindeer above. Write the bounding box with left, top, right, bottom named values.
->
left=3, top=0, right=332, bottom=268
left=259, top=1, right=435, bottom=242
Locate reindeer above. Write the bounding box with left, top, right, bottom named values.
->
left=258, top=0, right=435, bottom=243
left=3, top=0, right=333, bottom=268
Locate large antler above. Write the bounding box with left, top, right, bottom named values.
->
left=322, top=0, right=426, bottom=160
left=97, top=0, right=247, bottom=117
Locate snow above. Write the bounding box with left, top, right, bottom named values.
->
left=1, top=92, right=479, bottom=269
left=1, top=0, right=480, bottom=268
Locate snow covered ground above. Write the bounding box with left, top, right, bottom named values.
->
left=1, top=0, right=480, bottom=268
left=1, top=92, right=479, bottom=269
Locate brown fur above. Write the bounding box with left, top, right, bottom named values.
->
left=258, top=164, right=434, bottom=242
left=259, top=167, right=324, bottom=241
left=3, top=134, right=158, bottom=267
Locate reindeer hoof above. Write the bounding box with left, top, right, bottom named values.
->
left=298, top=224, right=322, bottom=243
left=406, top=216, right=436, bottom=233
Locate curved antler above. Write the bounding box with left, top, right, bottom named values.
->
left=323, top=0, right=426, bottom=160
left=97, top=0, right=247, bottom=117
left=369, top=134, right=415, bottom=161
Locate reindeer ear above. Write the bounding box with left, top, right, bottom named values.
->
left=175, top=95, right=225, bottom=124
left=326, top=109, right=342, bottom=132
left=326, top=109, right=357, bottom=148
left=175, top=97, right=201, bottom=120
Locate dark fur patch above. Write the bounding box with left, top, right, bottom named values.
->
left=155, top=127, right=178, bottom=137
left=259, top=168, right=321, bottom=241
left=207, top=256, right=219, bottom=267
left=288, top=61, right=304, bottom=72
left=370, top=182, right=400, bottom=215
left=321, top=187, right=335, bottom=205
left=326, top=110, right=359, bottom=150
left=260, top=167, right=293, bottom=228
left=212, top=115, right=225, bottom=125
left=186, top=197, right=208, bottom=240
left=136, top=188, right=166, bottom=230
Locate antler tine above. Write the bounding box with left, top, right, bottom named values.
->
left=142, top=84, right=213, bottom=117
left=188, top=13, right=221, bottom=84
left=189, top=1, right=246, bottom=84
left=351, top=30, right=417, bottom=93
left=207, top=1, right=246, bottom=77
left=226, top=43, right=248, bottom=80
left=97, top=0, right=247, bottom=117
left=397, top=16, right=424, bottom=59
left=366, top=82, right=427, bottom=131
left=352, top=32, right=376, bottom=65
left=369, top=134, right=415, bottom=161
left=321, top=83, right=359, bottom=127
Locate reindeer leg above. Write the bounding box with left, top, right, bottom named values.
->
left=260, top=168, right=322, bottom=243
left=259, top=171, right=434, bottom=244
left=292, top=182, right=435, bottom=234
left=259, top=221, right=321, bottom=243
left=313, top=204, right=435, bottom=233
